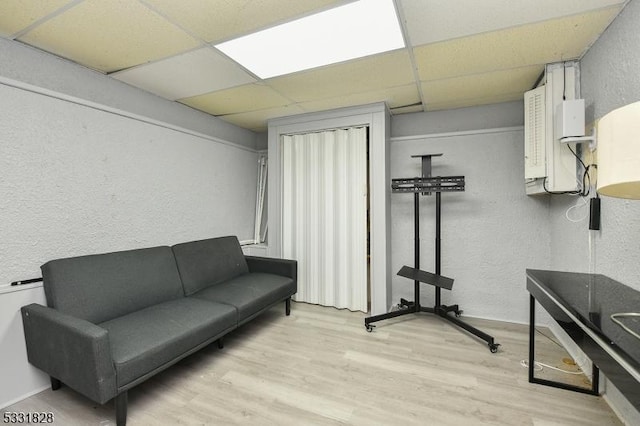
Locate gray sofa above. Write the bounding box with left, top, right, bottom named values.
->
left=21, top=236, right=296, bottom=426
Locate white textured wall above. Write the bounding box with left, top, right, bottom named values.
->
left=0, top=286, right=48, bottom=408
left=390, top=128, right=551, bottom=323
left=0, top=83, right=257, bottom=282
left=547, top=2, right=640, bottom=422
left=580, top=0, right=640, bottom=291
left=0, top=38, right=257, bottom=150
left=0, top=82, right=258, bottom=408
left=0, top=40, right=259, bottom=408
left=0, top=35, right=259, bottom=289
left=549, top=0, right=640, bottom=291
left=391, top=101, right=524, bottom=137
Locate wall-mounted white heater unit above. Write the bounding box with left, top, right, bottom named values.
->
left=525, top=62, right=579, bottom=195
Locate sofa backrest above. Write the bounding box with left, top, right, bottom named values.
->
left=172, top=236, right=249, bottom=296
left=41, top=246, right=184, bottom=324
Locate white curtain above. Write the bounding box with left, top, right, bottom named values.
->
left=282, top=127, right=368, bottom=312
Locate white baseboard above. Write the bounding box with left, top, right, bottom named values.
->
left=1, top=385, right=49, bottom=410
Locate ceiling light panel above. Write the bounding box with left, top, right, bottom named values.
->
left=401, top=0, right=624, bottom=45
left=18, top=0, right=200, bottom=73
left=215, top=0, right=405, bottom=79
left=112, top=47, right=256, bottom=100
left=0, top=0, right=73, bottom=38
left=143, top=0, right=347, bottom=43
left=414, top=7, right=621, bottom=82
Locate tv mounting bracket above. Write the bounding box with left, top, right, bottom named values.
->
left=364, top=154, right=500, bottom=353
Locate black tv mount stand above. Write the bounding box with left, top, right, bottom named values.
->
left=364, top=154, right=500, bottom=353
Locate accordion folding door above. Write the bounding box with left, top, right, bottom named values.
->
left=281, top=127, right=368, bottom=312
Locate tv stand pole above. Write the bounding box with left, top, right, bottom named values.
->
left=364, top=154, right=500, bottom=353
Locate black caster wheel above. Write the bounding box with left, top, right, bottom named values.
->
left=455, top=310, right=463, bottom=317
left=365, top=324, right=375, bottom=332
left=489, top=343, right=500, bottom=353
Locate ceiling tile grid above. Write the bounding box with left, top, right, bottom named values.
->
left=0, top=0, right=627, bottom=130
left=408, top=3, right=623, bottom=112
left=421, top=65, right=544, bottom=110
left=267, top=50, right=416, bottom=103
left=112, top=47, right=257, bottom=100
left=142, top=0, right=349, bottom=43
left=400, top=0, right=625, bottom=46
left=412, top=7, right=623, bottom=82
left=298, top=83, right=421, bottom=115
left=179, top=83, right=293, bottom=116
left=17, top=0, right=201, bottom=73
left=0, top=0, right=75, bottom=38
left=218, top=104, right=307, bottom=132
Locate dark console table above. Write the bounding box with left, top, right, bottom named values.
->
left=526, top=269, right=640, bottom=411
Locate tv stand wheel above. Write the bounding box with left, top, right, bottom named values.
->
left=489, top=343, right=500, bottom=353
left=365, top=324, right=375, bottom=332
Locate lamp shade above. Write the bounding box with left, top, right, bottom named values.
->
left=596, top=101, right=640, bottom=199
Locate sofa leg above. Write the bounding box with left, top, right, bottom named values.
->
left=115, top=391, right=127, bottom=426
left=50, top=377, right=61, bottom=391
left=217, top=338, right=224, bottom=349
left=285, top=297, right=291, bottom=316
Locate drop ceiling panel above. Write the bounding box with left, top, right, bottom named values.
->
left=402, top=0, right=625, bottom=45
left=421, top=65, right=543, bottom=108
left=0, top=0, right=73, bottom=38
left=18, top=0, right=200, bottom=73
left=112, top=47, right=256, bottom=100
left=179, top=84, right=292, bottom=116
left=268, top=50, right=414, bottom=102
left=414, top=7, right=622, bottom=82
left=390, top=104, right=424, bottom=115
left=1, top=0, right=626, bottom=131
left=426, top=93, right=527, bottom=112
left=299, top=84, right=420, bottom=113
left=220, top=105, right=306, bottom=132
left=143, top=0, right=348, bottom=43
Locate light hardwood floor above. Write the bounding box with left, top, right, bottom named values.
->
left=4, top=302, right=622, bottom=425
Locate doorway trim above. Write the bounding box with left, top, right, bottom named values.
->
left=267, top=103, right=391, bottom=315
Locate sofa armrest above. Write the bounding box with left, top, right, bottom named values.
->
left=245, top=256, right=297, bottom=281
left=21, top=303, right=117, bottom=404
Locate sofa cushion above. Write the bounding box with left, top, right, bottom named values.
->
left=41, top=246, right=184, bottom=324
left=172, top=236, right=249, bottom=296
left=100, top=297, right=236, bottom=388
left=191, top=272, right=295, bottom=323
